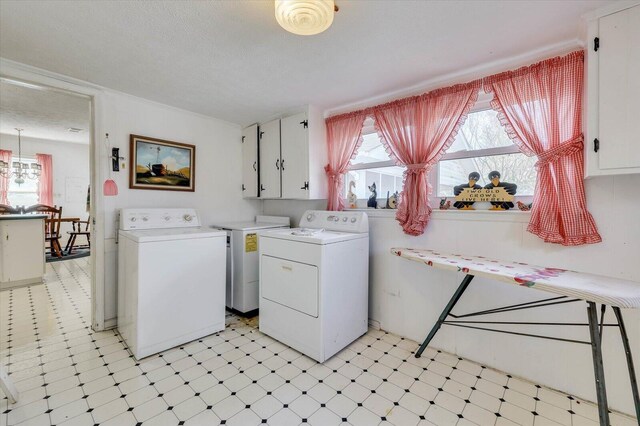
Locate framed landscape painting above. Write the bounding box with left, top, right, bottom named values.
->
left=129, top=134, right=195, bottom=192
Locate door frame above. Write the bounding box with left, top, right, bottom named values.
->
left=1, top=58, right=108, bottom=330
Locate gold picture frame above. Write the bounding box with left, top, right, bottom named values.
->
left=129, top=134, right=195, bottom=192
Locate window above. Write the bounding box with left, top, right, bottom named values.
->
left=437, top=109, right=537, bottom=197
left=7, top=157, right=40, bottom=207
left=344, top=105, right=537, bottom=206
left=344, top=120, right=405, bottom=201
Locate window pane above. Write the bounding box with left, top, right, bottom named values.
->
left=351, top=133, right=391, bottom=165
left=438, top=153, right=537, bottom=197
left=344, top=166, right=405, bottom=199
left=7, top=157, right=40, bottom=206
left=446, top=109, right=514, bottom=154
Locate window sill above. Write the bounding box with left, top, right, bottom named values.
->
left=345, top=207, right=531, bottom=223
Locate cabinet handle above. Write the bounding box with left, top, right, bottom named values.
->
left=300, top=181, right=309, bottom=190
left=276, top=159, right=280, bottom=170
left=253, top=161, right=257, bottom=171
left=594, top=138, right=599, bottom=153
left=261, top=184, right=266, bottom=192
left=242, top=184, right=246, bottom=191
left=281, top=159, right=285, bottom=170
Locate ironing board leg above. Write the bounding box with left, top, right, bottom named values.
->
left=415, top=274, right=474, bottom=358
left=587, top=302, right=610, bottom=426
left=612, top=307, right=640, bottom=422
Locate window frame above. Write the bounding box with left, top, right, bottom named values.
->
left=345, top=92, right=535, bottom=206
left=6, top=156, right=40, bottom=206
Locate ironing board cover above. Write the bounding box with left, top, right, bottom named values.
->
left=391, top=248, right=640, bottom=309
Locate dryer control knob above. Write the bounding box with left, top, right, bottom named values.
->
left=164, top=216, right=171, bottom=221
left=130, top=217, right=137, bottom=222
left=142, top=217, right=148, bottom=222
left=351, top=217, right=357, bottom=223
left=306, top=213, right=315, bottom=222
left=342, top=217, right=348, bottom=222
left=183, top=214, right=192, bottom=222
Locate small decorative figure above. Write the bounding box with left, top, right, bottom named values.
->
left=453, top=172, right=482, bottom=210
left=517, top=201, right=532, bottom=211
left=384, top=191, right=400, bottom=209
left=439, top=198, right=451, bottom=210
left=347, top=181, right=357, bottom=209
left=367, top=182, right=378, bottom=209
left=389, top=191, right=398, bottom=209
left=484, top=171, right=517, bottom=210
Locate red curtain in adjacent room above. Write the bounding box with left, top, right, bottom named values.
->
left=36, top=153, right=53, bottom=206
left=484, top=51, right=601, bottom=246
left=372, top=81, right=481, bottom=236
left=0, top=149, right=11, bottom=205
left=325, top=111, right=368, bottom=211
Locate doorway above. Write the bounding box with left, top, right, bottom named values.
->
left=0, top=77, right=96, bottom=328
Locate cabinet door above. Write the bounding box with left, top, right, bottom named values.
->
left=242, top=124, right=259, bottom=197
left=259, top=119, right=281, bottom=198
left=281, top=112, right=310, bottom=199
left=1, top=220, right=45, bottom=283
left=598, top=5, right=640, bottom=170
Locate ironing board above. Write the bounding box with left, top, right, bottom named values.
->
left=391, top=247, right=640, bottom=426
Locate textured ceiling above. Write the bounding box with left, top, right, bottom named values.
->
left=0, top=0, right=607, bottom=126
left=0, top=81, right=91, bottom=144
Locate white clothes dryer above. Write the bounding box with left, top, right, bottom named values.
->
left=259, top=210, right=369, bottom=362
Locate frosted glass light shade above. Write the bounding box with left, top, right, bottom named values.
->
left=275, top=0, right=334, bottom=36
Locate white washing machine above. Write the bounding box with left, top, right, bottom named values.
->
left=211, top=216, right=290, bottom=315
left=118, top=208, right=226, bottom=360
left=259, top=210, right=369, bottom=362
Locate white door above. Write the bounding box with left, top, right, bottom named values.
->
left=281, top=112, right=310, bottom=199
left=242, top=124, right=259, bottom=197
left=598, top=5, right=640, bottom=170
left=261, top=255, right=318, bottom=317
left=259, top=119, right=281, bottom=198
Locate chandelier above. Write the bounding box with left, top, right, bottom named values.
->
left=0, top=129, right=42, bottom=185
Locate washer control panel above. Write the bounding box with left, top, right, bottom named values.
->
left=120, top=208, right=200, bottom=230
left=299, top=210, right=368, bottom=233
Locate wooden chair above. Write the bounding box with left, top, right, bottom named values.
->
left=24, top=204, right=63, bottom=258
left=65, top=216, right=90, bottom=255
left=0, top=204, right=24, bottom=215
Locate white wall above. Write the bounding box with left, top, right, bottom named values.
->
left=0, top=133, right=90, bottom=233
left=264, top=175, right=640, bottom=415
left=100, top=91, right=261, bottom=323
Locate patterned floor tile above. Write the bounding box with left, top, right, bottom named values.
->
left=1, top=258, right=637, bottom=426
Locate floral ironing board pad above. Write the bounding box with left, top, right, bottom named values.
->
left=391, top=248, right=640, bottom=309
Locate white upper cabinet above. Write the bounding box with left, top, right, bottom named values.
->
left=258, top=106, right=327, bottom=200
left=242, top=124, right=259, bottom=198
left=259, top=119, right=282, bottom=199
left=281, top=112, right=310, bottom=199
left=585, top=3, right=640, bottom=177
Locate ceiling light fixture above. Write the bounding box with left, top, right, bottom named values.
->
left=275, top=0, right=338, bottom=36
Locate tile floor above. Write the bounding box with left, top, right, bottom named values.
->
left=0, top=259, right=636, bottom=426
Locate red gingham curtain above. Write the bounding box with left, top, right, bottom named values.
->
left=325, top=111, right=367, bottom=211
left=372, top=80, right=481, bottom=236
left=36, top=153, right=53, bottom=206
left=0, top=149, right=11, bottom=205
left=484, top=51, right=601, bottom=246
